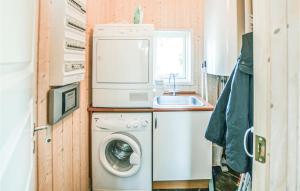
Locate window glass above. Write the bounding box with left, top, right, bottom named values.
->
left=154, top=30, right=192, bottom=83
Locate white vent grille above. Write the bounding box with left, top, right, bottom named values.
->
left=66, top=0, right=86, bottom=14
left=65, top=38, right=85, bottom=51
left=66, top=16, right=86, bottom=32
left=129, top=93, right=149, bottom=102
left=65, top=61, right=85, bottom=73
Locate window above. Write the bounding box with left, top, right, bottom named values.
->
left=154, top=30, right=192, bottom=84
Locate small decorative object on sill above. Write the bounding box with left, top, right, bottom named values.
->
left=133, top=5, right=143, bottom=24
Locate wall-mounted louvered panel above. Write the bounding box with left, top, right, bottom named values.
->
left=49, top=0, right=87, bottom=86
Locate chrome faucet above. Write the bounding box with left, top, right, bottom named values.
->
left=168, top=73, right=176, bottom=96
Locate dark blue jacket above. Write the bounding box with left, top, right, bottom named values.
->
left=205, top=33, right=253, bottom=173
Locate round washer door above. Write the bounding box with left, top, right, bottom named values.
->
left=99, top=133, right=142, bottom=177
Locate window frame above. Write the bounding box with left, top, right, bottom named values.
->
left=153, top=29, right=193, bottom=85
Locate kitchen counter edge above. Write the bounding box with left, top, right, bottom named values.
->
left=88, top=94, right=214, bottom=112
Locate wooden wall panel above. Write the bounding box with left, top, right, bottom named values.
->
left=79, top=80, right=90, bottom=190
left=62, top=115, right=74, bottom=191
left=72, top=110, right=81, bottom=191
left=52, top=121, right=64, bottom=191
left=36, top=0, right=53, bottom=190
left=36, top=0, right=90, bottom=190
left=96, top=0, right=203, bottom=31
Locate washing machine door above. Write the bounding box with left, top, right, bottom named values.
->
left=100, top=133, right=142, bottom=177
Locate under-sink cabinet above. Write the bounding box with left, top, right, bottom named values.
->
left=153, top=111, right=212, bottom=181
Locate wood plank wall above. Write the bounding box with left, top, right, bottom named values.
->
left=36, top=0, right=90, bottom=190
left=87, top=0, right=204, bottom=91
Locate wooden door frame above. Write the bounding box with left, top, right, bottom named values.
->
left=252, top=0, right=300, bottom=190
left=287, top=0, right=300, bottom=189
left=33, top=0, right=40, bottom=190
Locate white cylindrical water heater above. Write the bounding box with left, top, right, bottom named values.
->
left=204, top=0, right=245, bottom=76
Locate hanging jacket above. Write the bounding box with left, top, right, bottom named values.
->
left=205, top=32, right=253, bottom=173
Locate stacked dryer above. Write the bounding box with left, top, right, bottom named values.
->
left=92, top=24, right=154, bottom=108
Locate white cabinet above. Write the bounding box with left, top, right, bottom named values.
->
left=153, top=111, right=212, bottom=181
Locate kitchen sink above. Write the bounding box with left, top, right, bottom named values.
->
left=153, top=96, right=205, bottom=108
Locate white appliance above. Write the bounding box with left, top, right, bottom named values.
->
left=92, top=24, right=154, bottom=107
left=204, top=0, right=245, bottom=76
left=49, top=0, right=87, bottom=86
left=92, top=113, right=152, bottom=191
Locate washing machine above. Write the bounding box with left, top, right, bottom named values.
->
left=92, top=112, right=152, bottom=191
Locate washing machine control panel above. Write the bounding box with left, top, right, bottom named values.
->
left=126, top=119, right=149, bottom=129
left=93, top=113, right=151, bottom=131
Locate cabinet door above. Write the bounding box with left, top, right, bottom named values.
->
left=153, top=112, right=212, bottom=181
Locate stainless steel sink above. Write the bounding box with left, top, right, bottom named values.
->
left=153, top=96, right=205, bottom=108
